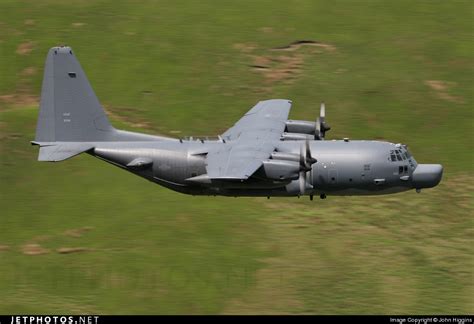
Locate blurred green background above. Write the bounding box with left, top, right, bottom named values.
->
left=0, top=0, right=472, bottom=314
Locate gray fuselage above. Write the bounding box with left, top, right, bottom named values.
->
left=91, top=138, right=442, bottom=197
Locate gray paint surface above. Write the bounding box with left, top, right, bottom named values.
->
left=32, top=47, right=443, bottom=199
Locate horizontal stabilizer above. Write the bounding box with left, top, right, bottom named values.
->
left=32, top=142, right=94, bottom=162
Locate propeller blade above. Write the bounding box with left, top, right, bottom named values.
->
left=298, top=142, right=316, bottom=196
left=298, top=167, right=314, bottom=196
left=299, top=142, right=313, bottom=171
left=315, top=117, right=321, bottom=140
left=299, top=171, right=305, bottom=196
left=315, top=102, right=331, bottom=140
left=299, top=144, right=305, bottom=169
left=306, top=139, right=317, bottom=164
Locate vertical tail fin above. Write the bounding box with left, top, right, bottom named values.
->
left=33, top=46, right=171, bottom=161
left=35, top=46, right=114, bottom=142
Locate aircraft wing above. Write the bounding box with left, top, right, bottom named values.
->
left=206, top=99, right=292, bottom=180
left=221, top=99, right=292, bottom=141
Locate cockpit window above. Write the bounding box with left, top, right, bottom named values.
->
left=397, top=146, right=417, bottom=168
left=390, top=148, right=411, bottom=162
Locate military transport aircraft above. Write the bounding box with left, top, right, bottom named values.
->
left=32, top=46, right=443, bottom=200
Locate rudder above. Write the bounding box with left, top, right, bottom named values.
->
left=35, top=46, right=114, bottom=142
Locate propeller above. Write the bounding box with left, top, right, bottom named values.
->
left=299, top=140, right=317, bottom=171
left=315, top=102, right=331, bottom=140
left=298, top=140, right=317, bottom=195
left=299, top=170, right=308, bottom=196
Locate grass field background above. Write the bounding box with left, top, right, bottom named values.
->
left=0, top=0, right=472, bottom=314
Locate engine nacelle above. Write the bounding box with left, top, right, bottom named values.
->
left=270, top=152, right=300, bottom=162
left=281, top=132, right=314, bottom=141
left=285, top=120, right=316, bottom=135
left=262, top=160, right=300, bottom=181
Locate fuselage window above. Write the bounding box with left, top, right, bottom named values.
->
left=399, top=166, right=404, bottom=174
left=404, top=165, right=408, bottom=172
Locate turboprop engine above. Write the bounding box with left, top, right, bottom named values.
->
left=261, top=141, right=317, bottom=196
left=284, top=103, right=331, bottom=140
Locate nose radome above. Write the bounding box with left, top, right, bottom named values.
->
left=412, top=164, right=443, bottom=189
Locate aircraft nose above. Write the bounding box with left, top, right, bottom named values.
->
left=412, top=164, right=443, bottom=189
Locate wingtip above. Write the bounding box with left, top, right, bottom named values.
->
left=259, top=98, right=292, bottom=105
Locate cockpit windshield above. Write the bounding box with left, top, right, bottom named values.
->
left=389, top=145, right=417, bottom=169
left=390, top=147, right=412, bottom=162
left=390, top=149, right=406, bottom=161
